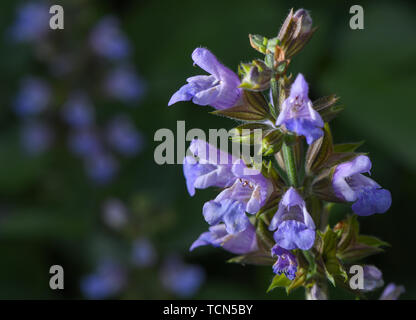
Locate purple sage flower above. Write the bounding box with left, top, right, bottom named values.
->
left=81, top=260, right=126, bottom=300
left=190, top=222, right=258, bottom=254
left=106, top=116, right=143, bottom=156
left=160, top=256, right=205, bottom=298
left=61, top=92, right=95, bottom=128
left=362, top=265, right=384, bottom=292
left=271, top=245, right=298, bottom=280
left=20, top=121, right=54, bottom=155
left=89, top=16, right=130, bottom=60
left=183, top=139, right=237, bottom=197
left=104, top=66, right=145, bottom=103
left=131, top=238, right=157, bottom=267
left=379, top=283, right=405, bottom=300
left=168, top=48, right=242, bottom=110
left=203, top=159, right=273, bottom=234
left=269, top=187, right=316, bottom=250
left=9, top=3, right=49, bottom=43
left=332, top=155, right=392, bottom=216
left=276, top=74, right=323, bottom=144
left=13, top=77, right=51, bottom=116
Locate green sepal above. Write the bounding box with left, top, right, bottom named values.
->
left=212, top=91, right=269, bottom=121
left=320, top=105, right=344, bottom=122
left=334, top=215, right=389, bottom=263
left=229, top=123, right=271, bottom=145
left=357, top=235, right=390, bottom=248
left=262, top=129, right=284, bottom=156
left=334, top=141, right=365, bottom=153
left=318, top=227, right=348, bottom=286
left=255, top=219, right=275, bottom=250
left=305, top=123, right=333, bottom=174
left=227, top=252, right=275, bottom=266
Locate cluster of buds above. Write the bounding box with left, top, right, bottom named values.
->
left=168, top=9, right=399, bottom=299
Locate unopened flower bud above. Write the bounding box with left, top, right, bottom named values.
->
left=239, top=60, right=272, bottom=91
left=293, top=9, right=313, bottom=34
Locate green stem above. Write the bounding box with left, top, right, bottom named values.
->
left=282, top=142, right=298, bottom=187
left=270, top=77, right=279, bottom=114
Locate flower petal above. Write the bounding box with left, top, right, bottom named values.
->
left=273, top=220, right=315, bottom=250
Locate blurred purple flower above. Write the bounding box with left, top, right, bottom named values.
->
left=132, top=238, right=157, bottom=267
left=9, top=3, right=49, bottom=43
left=68, top=129, right=101, bottom=157
left=379, top=283, right=405, bottom=300
left=106, top=116, right=143, bottom=156
left=332, top=155, right=392, bottom=216
left=276, top=74, right=323, bottom=144
left=81, top=260, right=126, bottom=300
left=61, top=92, right=95, bottom=128
left=85, top=152, right=118, bottom=184
left=190, top=222, right=258, bottom=254
left=89, top=16, right=131, bottom=60
left=271, top=245, right=298, bottom=280
left=13, top=77, right=51, bottom=116
left=362, top=265, right=384, bottom=292
left=168, top=48, right=242, bottom=109
left=20, top=121, right=54, bottom=155
left=269, top=187, right=316, bottom=250
left=160, top=256, right=205, bottom=298
left=102, top=198, right=128, bottom=229
left=104, top=66, right=145, bottom=103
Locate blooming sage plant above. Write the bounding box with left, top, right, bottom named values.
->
left=169, top=9, right=399, bottom=299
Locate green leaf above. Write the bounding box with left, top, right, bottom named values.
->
left=267, top=274, right=292, bottom=292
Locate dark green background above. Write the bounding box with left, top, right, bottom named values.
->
left=0, top=0, right=414, bottom=299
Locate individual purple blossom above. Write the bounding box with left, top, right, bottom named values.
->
left=131, top=238, right=157, bottom=267
left=160, top=256, right=205, bottom=298
left=276, top=73, right=323, bottom=144
left=9, top=3, right=49, bottom=43
left=271, top=245, right=298, bottom=280
left=61, top=92, right=95, bottom=128
left=190, top=222, right=258, bottom=254
left=362, top=265, right=384, bottom=292
left=269, top=187, right=316, bottom=250
left=104, top=66, right=146, bottom=103
left=183, top=139, right=237, bottom=197
left=89, top=16, right=131, bottom=60
left=102, top=198, right=128, bottom=229
left=68, top=129, right=101, bottom=157
left=81, top=260, right=126, bottom=299
left=106, top=116, right=143, bottom=156
left=379, top=283, right=405, bottom=300
left=20, top=121, right=54, bottom=155
left=203, top=159, right=273, bottom=234
left=168, top=48, right=242, bottom=110
left=13, top=77, right=51, bottom=116
left=84, top=152, right=118, bottom=184
left=332, top=155, right=392, bottom=216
